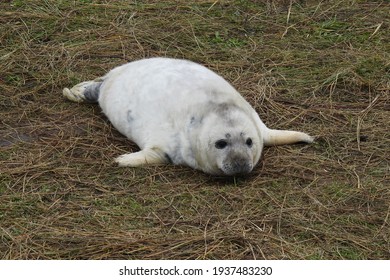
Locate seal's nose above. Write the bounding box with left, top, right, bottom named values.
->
left=222, top=157, right=253, bottom=176
left=232, top=159, right=252, bottom=174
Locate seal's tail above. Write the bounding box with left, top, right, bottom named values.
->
left=63, top=77, right=104, bottom=103
left=263, top=128, right=314, bottom=146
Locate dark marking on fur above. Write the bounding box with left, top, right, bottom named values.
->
left=164, top=153, right=173, bottom=164
left=209, top=90, right=225, bottom=97
left=127, top=110, right=134, bottom=122
left=189, top=116, right=203, bottom=127
left=214, top=102, right=236, bottom=116
left=208, top=102, right=242, bottom=126
left=83, top=82, right=102, bottom=103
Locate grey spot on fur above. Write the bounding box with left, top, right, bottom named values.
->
left=164, top=153, right=173, bottom=163
left=216, top=103, right=240, bottom=126
left=201, top=101, right=240, bottom=121
left=83, top=82, right=102, bottom=103
left=214, top=102, right=236, bottom=116
left=189, top=116, right=203, bottom=127
left=209, top=90, right=225, bottom=97
left=127, top=110, right=134, bottom=122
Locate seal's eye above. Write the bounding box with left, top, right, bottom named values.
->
left=246, top=138, right=253, bottom=147
left=215, top=140, right=228, bottom=149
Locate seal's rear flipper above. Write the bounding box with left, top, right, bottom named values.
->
left=263, top=129, right=314, bottom=146
left=63, top=77, right=104, bottom=103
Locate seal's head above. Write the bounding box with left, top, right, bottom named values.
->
left=193, top=103, right=263, bottom=176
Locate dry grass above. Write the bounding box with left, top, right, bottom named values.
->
left=1, top=0, right=389, bottom=259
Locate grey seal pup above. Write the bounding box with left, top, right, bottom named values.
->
left=63, top=57, right=313, bottom=176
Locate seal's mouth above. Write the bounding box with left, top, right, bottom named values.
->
left=218, top=164, right=253, bottom=176
left=217, top=169, right=252, bottom=177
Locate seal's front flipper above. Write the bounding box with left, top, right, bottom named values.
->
left=114, top=148, right=168, bottom=167
left=263, top=129, right=314, bottom=146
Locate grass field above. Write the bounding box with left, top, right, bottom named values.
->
left=1, top=0, right=389, bottom=259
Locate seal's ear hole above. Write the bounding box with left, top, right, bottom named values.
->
left=246, top=138, right=253, bottom=147
left=215, top=140, right=228, bottom=149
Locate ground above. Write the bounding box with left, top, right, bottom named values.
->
left=0, top=0, right=389, bottom=259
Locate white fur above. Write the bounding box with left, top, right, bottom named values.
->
left=64, top=57, right=313, bottom=175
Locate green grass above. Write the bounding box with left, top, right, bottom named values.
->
left=0, top=0, right=389, bottom=259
